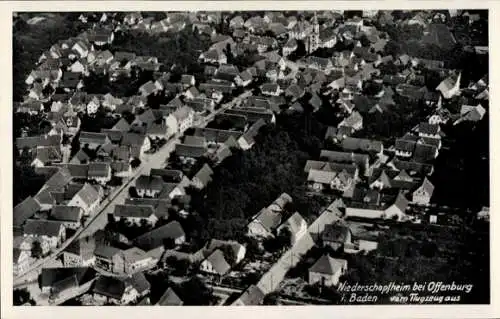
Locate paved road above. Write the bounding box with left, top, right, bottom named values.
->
left=14, top=90, right=252, bottom=286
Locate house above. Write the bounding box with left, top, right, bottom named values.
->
left=247, top=207, right=282, bottom=239
left=50, top=205, right=83, bottom=229
left=232, top=285, right=265, bottom=306
left=79, top=131, right=110, bottom=150
left=436, top=72, right=461, bottom=99
left=200, top=249, right=231, bottom=276
left=166, top=105, right=195, bottom=135
left=199, top=49, right=227, bottom=64
left=260, top=83, right=282, bottom=96
left=175, top=143, right=207, bottom=163
left=86, top=95, right=101, bottom=114
left=283, top=38, right=298, bottom=56
left=67, top=183, right=101, bottom=216
left=341, top=137, right=383, bottom=154
left=319, top=150, right=369, bottom=175
left=276, top=212, right=308, bottom=244
left=156, top=287, right=184, bottom=306
left=94, top=245, right=125, bottom=273
left=121, top=247, right=156, bottom=274
left=238, top=119, right=266, bottom=150
left=385, top=192, right=410, bottom=221
left=458, top=103, right=486, bottom=123
left=121, top=132, right=151, bottom=158
left=191, top=164, right=214, bottom=189
left=309, top=255, right=348, bottom=287
left=88, top=162, right=112, bottom=185
left=322, top=223, right=353, bottom=251
left=39, top=267, right=96, bottom=296
left=113, top=204, right=158, bottom=226
left=13, top=248, right=31, bottom=276
left=412, top=177, right=435, bottom=205
left=31, top=146, right=62, bottom=168
left=205, top=239, right=246, bottom=265
left=338, top=111, right=363, bottom=131
left=307, top=166, right=356, bottom=192
left=23, top=219, right=66, bottom=250
left=133, top=221, right=186, bottom=250
left=93, top=273, right=150, bottom=305
left=135, top=175, right=163, bottom=198
left=62, top=236, right=96, bottom=267
left=395, top=137, right=417, bottom=158
left=418, top=122, right=441, bottom=139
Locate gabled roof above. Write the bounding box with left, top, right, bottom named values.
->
left=51, top=205, right=82, bottom=222
left=279, top=212, right=307, bottom=237
left=419, top=122, right=440, bottom=135
left=309, top=255, right=347, bottom=275
left=193, top=164, right=214, bottom=186
left=45, top=167, right=73, bottom=190
left=135, top=175, right=163, bottom=191
left=24, top=219, right=64, bottom=237
left=417, top=177, right=435, bottom=196
left=114, top=204, right=155, bottom=219
left=251, top=208, right=282, bottom=232
left=157, top=287, right=183, bottom=306
left=233, top=285, right=265, bottom=305
left=175, top=143, right=207, bottom=158
left=112, top=118, right=131, bottom=132
left=134, top=221, right=185, bottom=250
left=88, top=162, right=110, bottom=177
left=73, top=183, right=100, bottom=206
left=13, top=196, right=41, bottom=228
left=341, top=137, right=383, bottom=153
left=204, top=249, right=231, bottom=275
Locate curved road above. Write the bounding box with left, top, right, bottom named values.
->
left=14, top=90, right=252, bottom=286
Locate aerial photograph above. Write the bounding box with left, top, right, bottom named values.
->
left=12, top=9, right=489, bottom=306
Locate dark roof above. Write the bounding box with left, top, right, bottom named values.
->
left=23, top=219, right=64, bottom=237
left=134, top=221, right=185, bottom=250
left=93, top=276, right=127, bottom=300
left=114, top=204, right=155, bottom=219
left=175, top=143, right=207, bottom=158
left=51, top=205, right=82, bottom=222
left=41, top=267, right=95, bottom=290
left=341, top=137, right=383, bottom=153
left=79, top=131, right=109, bottom=145
left=88, top=162, right=110, bottom=177
left=418, top=122, right=440, bottom=135
left=14, top=197, right=41, bottom=228
left=319, top=150, right=368, bottom=167
left=64, top=236, right=96, bottom=259
left=392, top=158, right=434, bottom=176
left=94, top=245, right=121, bottom=259
left=150, top=169, right=184, bottom=182
left=135, top=175, right=164, bottom=191
left=413, top=143, right=438, bottom=162
left=395, top=139, right=416, bottom=153
left=252, top=208, right=281, bottom=232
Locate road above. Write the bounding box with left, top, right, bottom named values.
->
left=13, top=89, right=252, bottom=286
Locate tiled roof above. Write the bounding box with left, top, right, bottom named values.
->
left=309, top=255, right=347, bottom=275
left=133, top=221, right=185, bottom=250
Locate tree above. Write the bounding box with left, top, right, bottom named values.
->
left=277, top=227, right=293, bottom=250
left=176, top=277, right=215, bottom=305
left=31, top=240, right=43, bottom=259
left=13, top=288, right=34, bottom=306
left=128, top=186, right=139, bottom=198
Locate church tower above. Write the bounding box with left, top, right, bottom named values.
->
left=307, top=12, right=320, bottom=54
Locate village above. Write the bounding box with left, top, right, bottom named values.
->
left=12, top=9, right=489, bottom=306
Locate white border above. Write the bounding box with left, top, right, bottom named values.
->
left=1, top=1, right=498, bottom=319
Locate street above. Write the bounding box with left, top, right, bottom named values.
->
left=14, top=89, right=252, bottom=287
